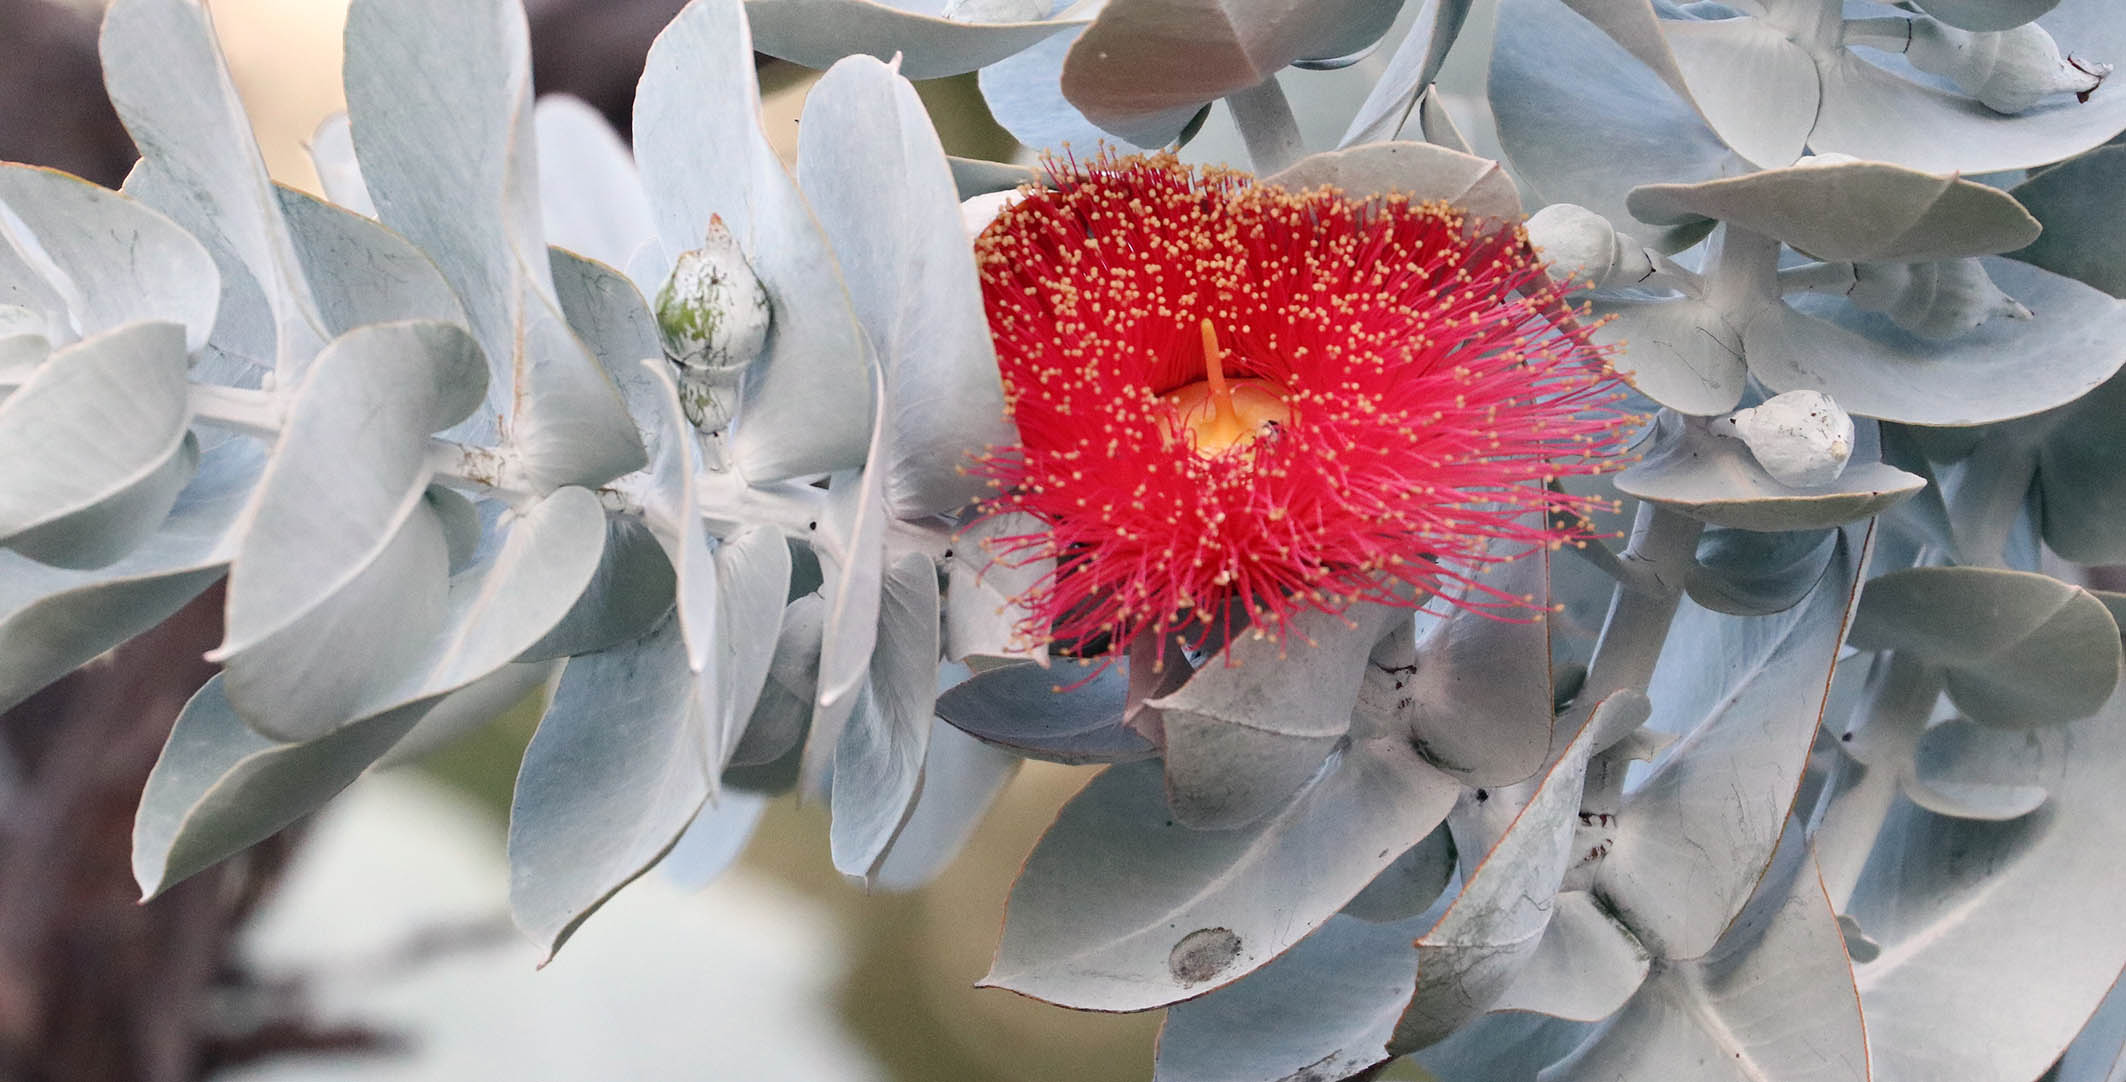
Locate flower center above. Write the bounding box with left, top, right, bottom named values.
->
left=1159, top=319, right=1291, bottom=457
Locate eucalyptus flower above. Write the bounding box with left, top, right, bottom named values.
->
left=971, top=152, right=1629, bottom=656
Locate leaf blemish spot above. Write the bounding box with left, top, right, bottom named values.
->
left=1168, top=927, right=1243, bottom=985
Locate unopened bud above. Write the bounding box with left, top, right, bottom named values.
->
left=1525, top=203, right=1654, bottom=291
left=1849, top=258, right=2032, bottom=340
left=1716, top=390, right=1855, bottom=490
left=655, top=216, right=770, bottom=431
left=1906, top=20, right=2108, bottom=114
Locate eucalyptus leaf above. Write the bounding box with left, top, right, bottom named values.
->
left=745, top=0, right=1091, bottom=79
left=1659, top=14, right=1817, bottom=168
left=936, top=659, right=1156, bottom=764
left=978, top=28, right=1132, bottom=155
left=948, top=155, right=1045, bottom=200
left=871, top=718, right=1020, bottom=891
left=943, top=511, right=1051, bottom=664
left=658, top=788, right=770, bottom=891
left=1154, top=906, right=1448, bottom=1082
left=1851, top=687, right=2126, bottom=1082
left=1340, top=825, right=1455, bottom=924
left=1628, top=160, right=2043, bottom=263
left=829, top=550, right=941, bottom=880
left=1589, top=295, right=1751, bottom=418
left=1339, top=0, right=1476, bottom=147
left=533, top=95, right=656, bottom=273
left=1487, top=889, right=1651, bottom=1022
left=508, top=616, right=715, bottom=959
left=708, top=525, right=794, bottom=767
left=344, top=0, right=644, bottom=486
left=1154, top=597, right=1406, bottom=830
left=984, top=734, right=1459, bottom=1012
left=1266, top=140, right=1520, bottom=220
left=796, top=55, right=1012, bottom=519
left=634, top=0, right=875, bottom=482
left=0, top=322, right=194, bottom=569
left=275, top=185, right=466, bottom=335
left=2035, top=366, right=2126, bottom=564
left=133, top=663, right=546, bottom=899
left=638, top=361, right=723, bottom=685
left=0, top=438, right=259, bottom=715
left=1849, top=566, right=2123, bottom=728
left=215, top=321, right=487, bottom=741
left=1545, top=835, right=1868, bottom=1082
left=1912, top=0, right=2062, bottom=31
left=1389, top=693, right=1620, bottom=1052
left=1687, top=525, right=1839, bottom=617
left=372, top=658, right=554, bottom=769
left=2054, top=963, right=2126, bottom=1082
left=1593, top=524, right=1867, bottom=961
left=2010, top=144, right=2126, bottom=298
left=1810, top=35, right=2126, bottom=175
left=515, top=514, right=676, bottom=662
left=1358, top=537, right=1554, bottom=787
left=1902, top=718, right=2050, bottom=821
left=546, top=248, right=665, bottom=455
left=1061, top=0, right=1409, bottom=146
left=733, top=593, right=823, bottom=770
left=1489, top=0, right=1744, bottom=231
left=808, top=365, right=892, bottom=789
left=100, top=0, right=326, bottom=376
left=0, top=164, right=219, bottom=351
left=1617, top=412, right=1925, bottom=532
left=363, top=484, right=609, bottom=714
left=305, top=112, right=374, bottom=218
left=1747, top=259, right=2126, bottom=427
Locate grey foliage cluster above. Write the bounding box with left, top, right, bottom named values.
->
left=3, top=0, right=2126, bottom=1078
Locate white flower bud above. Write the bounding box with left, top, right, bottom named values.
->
left=1525, top=203, right=1655, bottom=291
left=1716, top=390, right=1855, bottom=490
left=1849, top=258, right=2032, bottom=340
left=1906, top=20, right=2109, bottom=114
left=960, top=189, right=1023, bottom=241
left=655, top=217, right=770, bottom=432
left=655, top=215, right=770, bottom=374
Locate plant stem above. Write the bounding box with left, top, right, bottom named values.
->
left=187, top=381, right=848, bottom=548
left=1562, top=500, right=1704, bottom=755
left=1843, top=16, right=1915, bottom=53
left=1227, top=76, right=1305, bottom=176
left=1945, top=427, right=2039, bottom=569
left=1810, top=650, right=1941, bottom=912
left=1777, top=261, right=1859, bottom=297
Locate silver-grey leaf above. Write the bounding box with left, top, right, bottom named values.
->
left=507, top=616, right=715, bottom=958
left=634, top=0, right=876, bottom=482
left=0, top=322, right=194, bottom=569
left=0, top=164, right=219, bottom=351
left=986, top=733, right=1459, bottom=1012
left=796, top=55, right=1012, bottom=519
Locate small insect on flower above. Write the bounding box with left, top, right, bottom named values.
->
left=972, top=151, right=1630, bottom=659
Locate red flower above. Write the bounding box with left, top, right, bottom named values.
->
left=973, top=152, right=1627, bottom=654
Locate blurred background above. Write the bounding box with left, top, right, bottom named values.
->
left=0, top=1, right=1453, bottom=1079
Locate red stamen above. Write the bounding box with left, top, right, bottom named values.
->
left=971, top=150, right=1632, bottom=657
